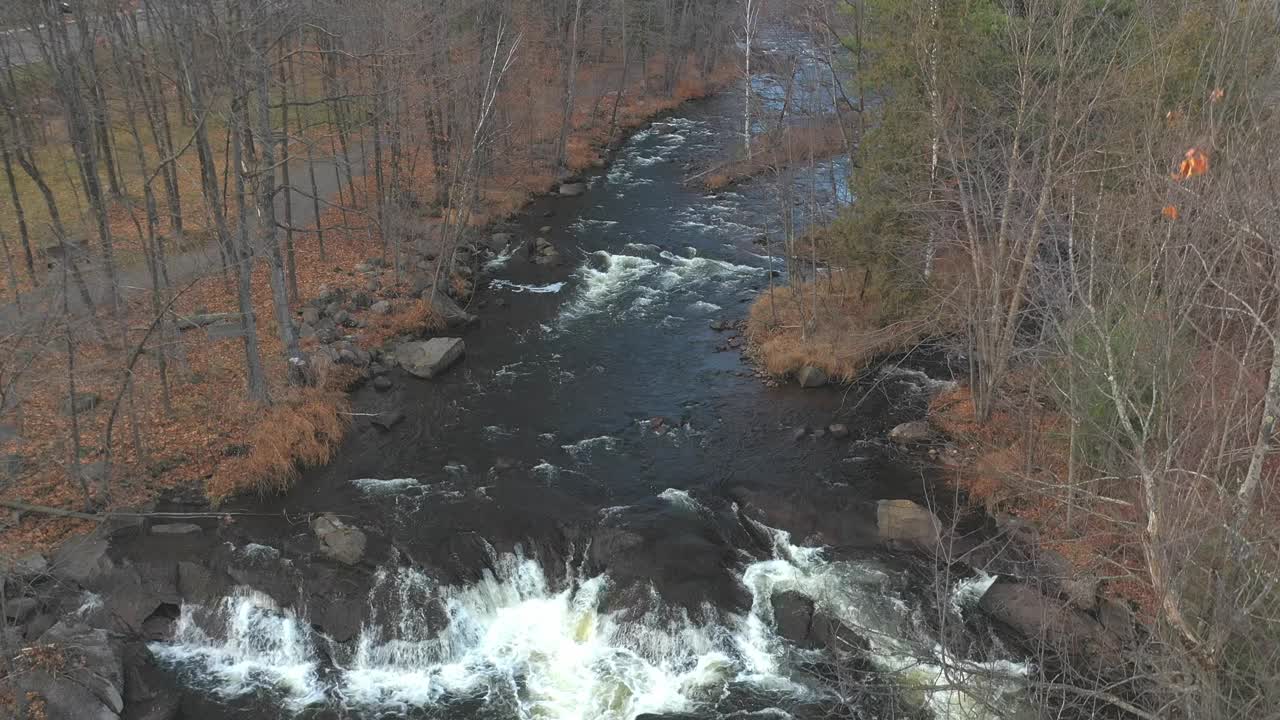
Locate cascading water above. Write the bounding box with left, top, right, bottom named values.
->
left=152, top=504, right=1026, bottom=720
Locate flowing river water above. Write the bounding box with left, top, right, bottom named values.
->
left=134, top=32, right=1029, bottom=720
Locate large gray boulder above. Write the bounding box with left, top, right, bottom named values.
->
left=795, top=366, right=828, bottom=388
left=889, top=420, right=932, bottom=444
left=398, top=337, right=465, bottom=379
left=7, top=622, right=124, bottom=720
left=313, top=513, right=367, bottom=566
left=876, top=499, right=942, bottom=552
left=559, top=182, right=587, bottom=197
left=978, top=579, right=1120, bottom=662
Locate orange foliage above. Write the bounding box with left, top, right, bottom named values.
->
left=1162, top=204, right=1180, bottom=221
left=1174, top=147, right=1209, bottom=180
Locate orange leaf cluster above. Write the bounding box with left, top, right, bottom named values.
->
left=1174, top=147, right=1209, bottom=180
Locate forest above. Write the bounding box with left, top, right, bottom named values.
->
left=1, top=0, right=1278, bottom=719
left=743, top=0, right=1280, bottom=717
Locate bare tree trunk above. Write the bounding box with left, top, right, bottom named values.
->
left=0, top=142, right=36, bottom=283
left=252, top=20, right=305, bottom=383
left=279, top=41, right=299, bottom=303
left=170, top=2, right=269, bottom=402
left=555, top=0, right=584, bottom=172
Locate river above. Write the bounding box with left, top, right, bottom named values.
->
left=130, top=31, right=1028, bottom=720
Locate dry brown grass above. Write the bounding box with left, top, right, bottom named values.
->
left=205, top=387, right=350, bottom=506
left=746, top=272, right=930, bottom=381
left=364, top=297, right=447, bottom=345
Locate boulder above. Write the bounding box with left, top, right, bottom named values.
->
left=978, top=579, right=1120, bottom=661
left=709, top=319, right=728, bottom=332
left=398, top=338, right=465, bottom=379
left=62, top=391, right=101, bottom=415
left=828, top=423, right=850, bottom=439
left=795, top=366, right=828, bottom=388
left=534, top=249, right=561, bottom=265
left=313, top=514, right=367, bottom=566
left=559, top=182, right=587, bottom=197
left=889, top=421, right=932, bottom=444
left=3, top=596, right=39, bottom=623
left=225, top=544, right=297, bottom=608
left=177, top=561, right=222, bottom=604
left=149, top=523, right=202, bottom=536
left=372, top=376, right=393, bottom=392
left=4, top=550, right=48, bottom=577
left=771, top=590, right=815, bottom=647
left=424, top=288, right=477, bottom=328
left=7, top=622, right=123, bottom=720
left=1061, top=574, right=1101, bottom=612
left=51, top=537, right=112, bottom=585
left=534, top=237, right=554, bottom=255
left=364, top=276, right=382, bottom=293
left=1097, top=597, right=1136, bottom=644
left=371, top=411, right=404, bottom=431
left=370, top=300, right=392, bottom=316
left=876, top=499, right=941, bottom=552
left=301, top=306, right=321, bottom=325
left=333, top=309, right=351, bottom=326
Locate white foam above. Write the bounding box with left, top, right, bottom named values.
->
left=560, top=251, right=660, bottom=321
left=489, top=279, right=565, bottom=294
left=352, top=477, right=421, bottom=494
left=561, top=435, right=617, bottom=461
left=483, top=241, right=523, bottom=271
left=75, top=591, right=103, bottom=618
left=150, top=588, right=324, bottom=708
left=877, top=366, right=958, bottom=394
left=950, top=572, right=998, bottom=618
left=687, top=301, right=722, bottom=313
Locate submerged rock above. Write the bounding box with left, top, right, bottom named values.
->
left=398, top=337, right=465, bottom=379
left=559, top=182, right=587, bottom=197
left=372, top=410, right=405, bottom=430
left=828, top=423, right=850, bottom=439
left=795, top=366, right=828, bottom=388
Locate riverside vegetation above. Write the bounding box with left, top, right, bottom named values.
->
left=744, top=1, right=1280, bottom=718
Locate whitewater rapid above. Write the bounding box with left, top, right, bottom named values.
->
left=151, top=498, right=1026, bottom=720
